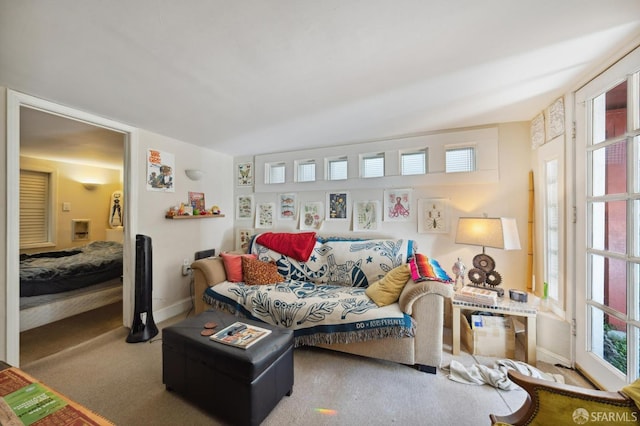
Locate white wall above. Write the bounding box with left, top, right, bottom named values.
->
left=236, top=122, right=531, bottom=292
left=134, top=129, right=235, bottom=318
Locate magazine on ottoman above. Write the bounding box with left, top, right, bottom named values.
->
left=210, top=322, right=272, bottom=349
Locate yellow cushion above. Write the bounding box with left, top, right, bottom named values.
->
left=622, top=379, right=640, bottom=411
left=365, top=264, right=411, bottom=307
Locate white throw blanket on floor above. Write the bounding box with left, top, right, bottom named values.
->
left=446, top=359, right=565, bottom=390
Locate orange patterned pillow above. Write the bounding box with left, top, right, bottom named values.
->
left=241, top=256, right=284, bottom=285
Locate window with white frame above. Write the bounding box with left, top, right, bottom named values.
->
left=574, top=49, right=640, bottom=387
left=265, top=162, right=286, bottom=184
left=544, top=158, right=560, bottom=302
left=295, top=159, right=316, bottom=182
left=20, top=169, right=53, bottom=248
left=446, top=146, right=476, bottom=173
left=361, top=153, right=385, bottom=178
left=327, top=156, right=348, bottom=181
left=401, top=149, right=427, bottom=175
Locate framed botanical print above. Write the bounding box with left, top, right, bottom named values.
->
left=546, top=97, right=565, bottom=141
left=236, top=194, right=254, bottom=220
left=353, top=200, right=381, bottom=232
left=299, top=201, right=324, bottom=230
left=326, top=192, right=349, bottom=220
left=236, top=228, right=254, bottom=251
left=384, top=188, right=412, bottom=222
left=237, top=162, right=253, bottom=186
left=530, top=112, right=545, bottom=149
left=418, top=198, right=449, bottom=233
left=255, top=202, right=275, bottom=228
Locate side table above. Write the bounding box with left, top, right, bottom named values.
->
left=452, top=291, right=539, bottom=364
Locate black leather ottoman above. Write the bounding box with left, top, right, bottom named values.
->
left=162, top=310, right=294, bottom=426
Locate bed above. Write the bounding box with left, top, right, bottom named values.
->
left=19, top=241, right=124, bottom=332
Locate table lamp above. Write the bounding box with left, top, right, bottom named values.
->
left=455, top=216, right=521, bottom=296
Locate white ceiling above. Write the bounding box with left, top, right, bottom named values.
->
left=2, top=1, right=640, bottom=164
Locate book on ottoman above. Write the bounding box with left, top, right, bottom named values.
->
left=210, top=321, right=272, bottom=349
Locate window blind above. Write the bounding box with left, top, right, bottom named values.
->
left=20, top=170, right=49, bottom=245
left=297, top=160, right=316, bottom=182
left=362, top=153, right=384, bottom=178
left=328, top=157, right=348, bottom=180
left=446, top=147, right=475, bottom=173
left=267, top=163, right=286, bottom=184
left=401, top=151, right=426, bottom=175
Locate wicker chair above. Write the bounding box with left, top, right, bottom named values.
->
left=490, top=370, right=640, bottom=425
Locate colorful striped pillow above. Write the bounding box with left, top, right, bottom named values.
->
left=409, top=253, right=453, bottom=283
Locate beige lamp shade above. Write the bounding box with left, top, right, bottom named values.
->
left=455, top=217, right=521, bottom=251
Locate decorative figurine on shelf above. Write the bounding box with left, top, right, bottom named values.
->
left=210, top=205, right=221, bottom=215
left=452, top=257, right=466, bottom=291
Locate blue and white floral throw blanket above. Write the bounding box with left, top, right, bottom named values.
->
left=204, top=236, right=417, bottom=346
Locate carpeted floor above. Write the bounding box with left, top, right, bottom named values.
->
left=20, top=302, right=123, bottom=365
left=19, top=311, right=594, bottom=426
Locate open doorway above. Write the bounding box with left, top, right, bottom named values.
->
left=5, top=90, right=139, bottom=367
left=19, top=107, right=126, bottom=364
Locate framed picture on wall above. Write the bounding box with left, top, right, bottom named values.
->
left=326, top=192, right=349, bottom=221
left=237, top=162, right=253, bottom=186
left=255, top=202, right=275, bottom=228
left=146, top=149, right=175, bottom=192
left=278, top=193, right=297, bottom=220
left=530, top=112, right=545, bottom=149
left=299, top=201, right=324, bottom=230
left=418, top=198, right=449, bottom=233
left=236, top=194, right=254, bottom=220
left=384, top=188, right=412, bottom=222
left=546, top=97, right=565, bottom=141
left=236, top=228, right=254, bottom=251
left=353, top=200, right=381, bottom=232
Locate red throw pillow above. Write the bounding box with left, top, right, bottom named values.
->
left=220, top=252, right=257, bottom=282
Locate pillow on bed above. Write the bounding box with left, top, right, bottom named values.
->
left=409, top=253, right=453, bottom=283
left=220, top=252, right=257, bottom=282
left=365, top=263, right=411, bottom=307
left=241, top=256, right=284, bottom=285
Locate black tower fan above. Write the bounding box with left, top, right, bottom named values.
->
left=126, top=234, right=159, bottom=343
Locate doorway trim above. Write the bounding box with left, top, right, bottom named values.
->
left=6, top=90, right=139, bottom=366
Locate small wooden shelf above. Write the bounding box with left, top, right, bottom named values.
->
left=165, top=214, right=225, bottom=220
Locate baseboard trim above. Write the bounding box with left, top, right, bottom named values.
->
left=536, top=346, right=572, bottom=368
left=153, top=297, right=193, bottom=324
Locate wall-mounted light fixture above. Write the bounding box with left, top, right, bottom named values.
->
left=82, top=182, right=100, bottom=191
left=185, top=169, right=204, bottom=181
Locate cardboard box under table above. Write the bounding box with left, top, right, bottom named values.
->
left=162, top=310, right=294, bottom=426
left=460, top=312, right=515, bottom=358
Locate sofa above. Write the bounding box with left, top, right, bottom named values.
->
left=191, top=232, right=454, bottom=373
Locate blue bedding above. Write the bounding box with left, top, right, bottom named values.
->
left=20, top=241, right=123, bottom=297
